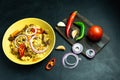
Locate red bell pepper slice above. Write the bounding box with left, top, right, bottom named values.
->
left=45, top=58, right=56, bottom=70
left=18, top=43, right=26, bottom=58
left=37, top=28, right=45, bottom=34
left=31, top=28, right=35, bottom=32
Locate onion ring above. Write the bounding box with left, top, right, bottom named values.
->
left=25, top=26, right=37, bottom=36
left=72, top=43, right=83, bottom=54
left=62, top=52, right=81, bottom=69
left=86, top=49, right=95, bottom=58
left=30, top=35, right=48, bottom=53
left=14, top=34, right=28, bottom=48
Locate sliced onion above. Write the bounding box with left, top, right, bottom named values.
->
left=62, top=52, right=81, bottom=69
left=72, top=43, right=83, bottom=54
left=86, top=49, right=95, bottom=58
left=14, top=34, right=28, bottom=48
left=30, top=35, right=48, bottom=54
left=25, top=26, right=37, bottom=36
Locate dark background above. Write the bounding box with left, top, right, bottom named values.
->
left=0, top=0, right=120, bottom=80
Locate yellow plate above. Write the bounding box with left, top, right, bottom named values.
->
left=2, top=18, right=56, bottom=65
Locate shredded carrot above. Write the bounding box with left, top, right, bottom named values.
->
left=10, top=30, right=19, bottom=37
left=32, top=59, right=38, bottom=62
left=27, top=35, right=31, bottom=41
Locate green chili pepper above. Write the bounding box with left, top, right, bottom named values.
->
left=74, top=22, right=85, bottom=41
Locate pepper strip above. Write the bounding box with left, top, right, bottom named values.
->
left=45, top=58, right=56, bottom=70
left=18, top=43, right=26, bottom=58
left=74, top=22, right=85, bottom=41
left=66, top=11, right=77, bottom=38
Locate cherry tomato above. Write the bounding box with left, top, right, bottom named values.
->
left=87, top=25, right=103, bottom=41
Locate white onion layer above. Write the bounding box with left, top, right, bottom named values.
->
left=72, top=43, right=83, bottom=54
left=14, top=34, right=28, bottom=48
left=30, top=35, right=48, bottom=54
left=62, top=52, right=81, bottom=69
left=25, top=26, right=37, bottom=36
left=86, top=49, right=95, bottom=58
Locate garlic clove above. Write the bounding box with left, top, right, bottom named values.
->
left=56, top=45, right=66, bottom=50
left=71, top=30, right=78, bottom=39
left=57, top=21, right=66, bottom=27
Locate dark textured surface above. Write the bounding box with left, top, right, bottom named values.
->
left=0, top=0, right=120, bottom=80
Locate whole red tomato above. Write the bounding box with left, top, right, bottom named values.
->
left=87, top=25, right=103, bottom=41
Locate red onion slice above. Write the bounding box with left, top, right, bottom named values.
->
left=86, top=49, right=95, bottom=58
left=62, top=52, right=81, bottom=69
left=72, top=43, right=83, bottom=54
left=30, top=35, right=48, bottom=54
left=14, top=34, right=28, bottom=48
left=25, top=26, right=37, bottom=36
